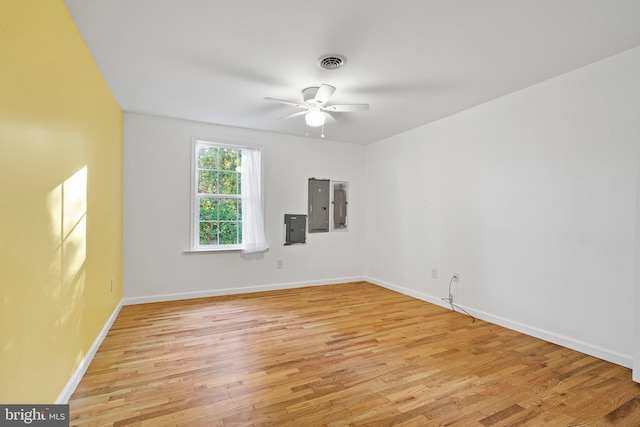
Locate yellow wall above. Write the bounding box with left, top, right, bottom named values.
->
left=0, top=1, right=123, bottom=403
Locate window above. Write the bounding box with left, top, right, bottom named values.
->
left=190, top=139, right=267, bottom=253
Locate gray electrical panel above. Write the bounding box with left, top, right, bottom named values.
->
left=284, top=214, right=306, bottom=245
left=308, top=178, right=330, bottom=232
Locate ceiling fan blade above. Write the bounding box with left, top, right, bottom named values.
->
left=324, top=104, right=370, bottom=112
left=324, top=112, right=338, bottom=122
left=264, top=97, right=306, bottom=109
left=277, top=110, right=308, bottom=120
left=314, top=84, right=336, bottom=105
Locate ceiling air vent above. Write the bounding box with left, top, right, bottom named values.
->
left=317, top=54, right=346, bottom=70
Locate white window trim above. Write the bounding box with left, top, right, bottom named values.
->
left=187, top=137, right=265, bottom=253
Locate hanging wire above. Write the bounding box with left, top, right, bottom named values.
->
left=441, top=275, right=475, bottom=322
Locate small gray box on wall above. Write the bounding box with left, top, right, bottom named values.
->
left=284, top=214, right=306, bottom=245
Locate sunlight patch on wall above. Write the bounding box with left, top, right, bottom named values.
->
left=45, top=166, right=87, bottom=330
left=62, top=165, right=87, bottom=291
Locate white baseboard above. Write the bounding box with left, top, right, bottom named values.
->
left=56, top=300, right=123, bottom=404
left=366, top=276, right=633, bottom=369
left=122, top=276, right=366, bottom=306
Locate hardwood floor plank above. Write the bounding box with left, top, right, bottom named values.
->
left=478, top=403, right=525, bottom=426
left=69, top=282, right=640, bottom=426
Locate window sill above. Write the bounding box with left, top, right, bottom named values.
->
left=184, top=246, right=243, bottom=254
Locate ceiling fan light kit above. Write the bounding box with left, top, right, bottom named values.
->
left=305, top=109, right=325, bottom=127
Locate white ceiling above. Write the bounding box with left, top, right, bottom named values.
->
left=64, top=0, right=640, bottom=144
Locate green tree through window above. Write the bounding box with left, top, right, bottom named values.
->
left=196, top=144, right=242, bottom=246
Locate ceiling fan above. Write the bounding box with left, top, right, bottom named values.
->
left=265, top=84, right=369, bottom=129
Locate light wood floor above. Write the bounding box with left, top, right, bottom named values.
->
left=70, top=282, right=640, bottom=426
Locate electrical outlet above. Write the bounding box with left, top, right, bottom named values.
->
left=277, top=260, right=284, bottom=269
left=431, top=268, right=437, bottom=279
left=452, top=273, right=459, bottom=282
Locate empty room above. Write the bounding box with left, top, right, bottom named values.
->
left=2, top=1, right=640, bottom=425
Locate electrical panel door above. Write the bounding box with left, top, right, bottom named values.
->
left=308, top=178, right=330, bottom=232
left=284, top=214, right=306, bottom=245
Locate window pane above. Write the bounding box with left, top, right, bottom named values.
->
left=219, top=171, right=239, bottom=194
left=192, top=141, right=259, bottom=249
left=219, top=222, right=239, bottom=244
left=199, top=198, right=218, bottom=221
left=220, top=148, right=240, bottom=171
left=198, top=171, right=218, bottom=194
left=219, top=199, right=240, bottom=221
left=198, top=147, right=218, bottom=169
left=199, top=222, right=218, bottom=245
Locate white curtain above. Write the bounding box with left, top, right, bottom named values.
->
left=241, top=148, right=268, bottom=254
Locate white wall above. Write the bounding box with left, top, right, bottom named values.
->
left=636, top=114, right=640, bottom=382
left=365, top=46, right=640, bottom=368
left=123, top=113, right=365, bottom=303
